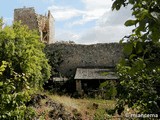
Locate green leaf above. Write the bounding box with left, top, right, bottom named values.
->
left=129, top=54, right=137, bottom=59
left=136, top=42, right=144, bottom=54
left=123, top=43, right=133, bottom=56
left=124, top=20, right=137, bottom=26
left=129, top=0, right=134, bottom=4
left=138, top=9, right=148, bottom=20
left=119, top=39, right=124, bottom=44
left=100, top=81, right=108, bottom=88
left=0, top=82, right=3, bottom=86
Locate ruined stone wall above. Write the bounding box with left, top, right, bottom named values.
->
left=46, top=43, right=123, bottom=77
left=14, top=7, right=38, bottom=31
left=48, top=11, right=55, bottom=44
left=14, top=7, right=55, bottom=44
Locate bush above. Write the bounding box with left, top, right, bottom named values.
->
left=0, top=20, right=51, bottom=119
left=100, top=81, right=117, bottom=100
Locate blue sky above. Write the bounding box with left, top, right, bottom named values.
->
left=0, top=0, right=133, bottom=44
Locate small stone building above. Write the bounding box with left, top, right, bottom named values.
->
left=14, top=7, right=55, bottom=44
left=46, top=42, right=123, bottom=94
left=74, top=68, right=118, bottom=94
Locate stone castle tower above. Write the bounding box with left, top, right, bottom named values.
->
left=14, top=7, right=55, bottom=44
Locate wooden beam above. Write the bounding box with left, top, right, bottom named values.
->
left=76, top=80, right=82, bottom=95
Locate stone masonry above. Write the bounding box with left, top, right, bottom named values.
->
left=14, top=7, right=55, bottom=44
left=47, top=43, right=123, bottom=77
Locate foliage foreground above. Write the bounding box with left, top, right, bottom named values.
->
left=0, top=21, right=51, bottom=119
left=112, top=0, right=160, bottom=115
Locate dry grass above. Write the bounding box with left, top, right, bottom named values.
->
left=48, top=93, right=116, bottom=119
left=32, top=91, right=117, bottom=119
left=29, top=92, right=139, bottom=119
left=50, top=94, right=80, bottom=110
left=49, top=94, right=116, bottom=109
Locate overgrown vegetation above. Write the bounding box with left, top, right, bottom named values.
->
left=45, top=48, right=63, bottom=77
left=28, top=93, right=116, bottom=120
left=100, top=81, right=117, bottom=100
left=112, top=0, right=160, bottom=114
left=0, top=19, right=51, bottom=119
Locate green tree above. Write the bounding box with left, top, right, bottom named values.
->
left=45, top=48, right=63, bottom=77
left=112, top=0, right=160, bottom=114
left=0, top=20, right=51, bottom=119
left=0, top=17, right=3, bottom=30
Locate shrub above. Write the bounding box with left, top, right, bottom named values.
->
left=0, top=20, right=51, bottom=119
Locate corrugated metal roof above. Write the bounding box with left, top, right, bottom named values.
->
left=74, top=68, right=118, bottom=80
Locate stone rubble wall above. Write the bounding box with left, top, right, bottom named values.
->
left=14, top=7, right=55, bottom=44
left=14, top=7, right=39, bottom=31
left=48, top=11, right=55, bottom=44
left=46, top=43, right=123, bottom=77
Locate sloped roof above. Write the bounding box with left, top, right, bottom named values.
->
left=74, top=68, right=118, bottom=80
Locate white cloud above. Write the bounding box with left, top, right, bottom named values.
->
left=80, top=0, right=111, bottom=23
left=67, top=9, right=107, bottom=27
left=48, top=5, right=84, bottom=21
left=55, top=29, right=80, bottom=41
left=75, top=6, right=134, bottom=44
left=97, top=5, right=133, bottom=27
left=75, top=25, right=133, bottom=44
left=81, top=0, right=111, bottom=10
left=70, top=8, right=108, bottom=26
left=49, top=0, right=110, bottom=25
left=56, top=24, right=133, bottom=44
left=50, top=0, right=134, bottom=44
